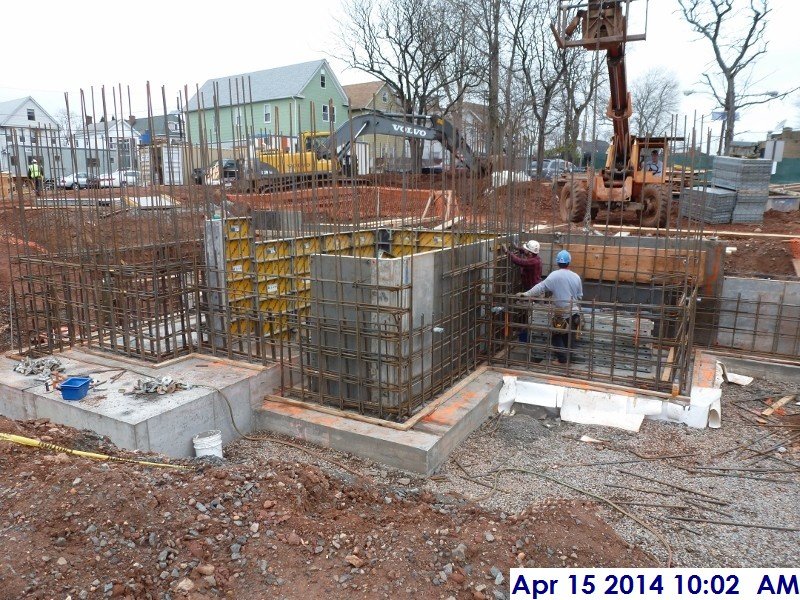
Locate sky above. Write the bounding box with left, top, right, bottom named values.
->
left=1, top=0, right=798, bottom=147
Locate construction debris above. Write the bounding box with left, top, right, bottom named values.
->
left=130, top=376, right=188, bottom=395
left=13, top=356, right=65, bottom=378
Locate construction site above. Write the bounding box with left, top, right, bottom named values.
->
left=1, top=1, right=799, bottom=599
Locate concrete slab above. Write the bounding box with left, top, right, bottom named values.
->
left=255, top=369, right=503, bottom=475
left=0, top=349, right=281, bottom=457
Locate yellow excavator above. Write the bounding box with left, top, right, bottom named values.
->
left=250, top=111, right=485, bottom=187
left=553, top=0, right=673, bottom=227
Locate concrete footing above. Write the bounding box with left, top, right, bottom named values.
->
left=0, top=349, right=280, bottom=457
left=255, top=369, right=503, bottom=475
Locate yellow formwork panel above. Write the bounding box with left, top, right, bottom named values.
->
left=226, top=239, right=252, bottom=260
left=226, top=259, right=253, bottom=280
left=225, top=218, right=251, bottom=240
left=394, top=231, right=417, bottom=247
left=226, top=277, right=253, bottom=296
left=418, top=232, right=454, bottom=247
left=354, top=246, right=377, bottom=258
left=256, top=277, right=290, bottom=298
left=229, top=318, right=255, bottom=336
left=230, top=297, right=255, bottom=317
left=322, top=233, right=352, bottom=252
left=353, top=231, right=375, bottom=247
left=255, top=240, right=291, bottom=261
left=255, top=257, right=293, bottom=277
left=294, top=236, right=320, bottom=256
left=293, top=256, right=311, bottom=277
left=260, top=317, right=289, bottom=337
left=392, top=244, right=417, bottom=257
left=259, top=298, right=291, bottom=315
left=295, top=278, right=311, bottom=293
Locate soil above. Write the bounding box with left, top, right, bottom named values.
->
left=0, top=416, right=653, bottom=600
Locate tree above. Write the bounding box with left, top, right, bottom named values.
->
left=337, top=0, right=462, bottom=171
left=631, top=68, right=680, bottom=137
left=678, top=0, right=798, bottom=154
left=515, top=0, right=568, bottom=176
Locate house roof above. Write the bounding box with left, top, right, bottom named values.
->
left=186, top=59, right=348, bottom=111
left=79, top=119, right=140, bottom=138
left=0, top=96, right=58, bottom=128
left=131, top=113, right=181, bottom=138
left=343, top=81, right=387, bottom=109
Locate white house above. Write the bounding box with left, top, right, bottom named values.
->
left=0, top=96, right=61, bottom=176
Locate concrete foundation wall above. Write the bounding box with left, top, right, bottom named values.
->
left=715, top=277, right=800, bottom=356
left=309, top=241, right=490, bottom=413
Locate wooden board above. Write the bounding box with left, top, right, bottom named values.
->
left=544, top=244, right=706, bottom=284
left=762, top=395, right=795, bottom=416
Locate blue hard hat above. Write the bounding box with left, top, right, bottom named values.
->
left=556, top=250, right=571, bottom=265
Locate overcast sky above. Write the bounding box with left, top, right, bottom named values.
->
left=2, top=0, right=798, bottom=146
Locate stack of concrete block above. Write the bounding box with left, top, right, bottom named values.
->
left=680, top=186, right=737, bottom=224
left=712, top=156, right=772, bottom=224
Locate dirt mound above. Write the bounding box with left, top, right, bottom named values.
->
left=0, top=416, right=653, bottom=599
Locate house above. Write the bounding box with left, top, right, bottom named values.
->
left=0, top=96, right=61, bottom=178
left=448, top=101, right=488, bottom=156
left=343, top=81, right=405, bottom=172
left=133, top=113, right=184, bottom=145
left=185, top=59, right=349, bottom=153
left=75, top=119, right=142, bottom=171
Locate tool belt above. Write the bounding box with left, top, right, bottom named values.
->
left=552, top=311, right=581, bottom=333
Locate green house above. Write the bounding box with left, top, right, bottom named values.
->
left=185, top=59, right=349, bottom=148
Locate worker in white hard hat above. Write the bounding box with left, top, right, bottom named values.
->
left=504, top=239, right=542, bottom=291
left=499, top=239, right=542, bottom=345
left=27, top=158, right=43, bottom=196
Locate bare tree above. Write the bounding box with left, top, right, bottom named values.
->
left=515, top=0, right=568, bottom=176
left=337, top=0, right=461, bottom=170
left=679, top=0, right=798, bottom=154
left=560, top=51, right=604, bottom=163
left=631, top=68, right=680, bottom=137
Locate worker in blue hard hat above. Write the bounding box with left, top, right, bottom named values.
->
left=517, top=248, right=584, bottom=365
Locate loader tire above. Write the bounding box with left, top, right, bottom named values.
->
left=560, top=182, right=588, bottom=223
left=639, top=184, right=668, bottom=228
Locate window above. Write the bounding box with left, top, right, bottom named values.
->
left=263, top=104, right=272, bottom=124
left=10, top=156, right=17, bottom=166
left=382, top=91, right=389, bottom=103
left=322, top=105, right=335, bottom=123
left=27, top=109, right=35, bottom=121
left=54, top=155, right=61, bottom=162
left=30, top=132, right=37, bottom=144
left=320, top=73, right=326, bottom=88
left=167, top=122, right=179, bottom=132
left=235, top=111, right=241, bottom=127
left=88, top=157, right=99, bottom=167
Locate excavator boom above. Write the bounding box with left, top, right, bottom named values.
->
left=322, top=111, right=485, bottom=173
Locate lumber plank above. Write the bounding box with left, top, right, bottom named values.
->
left=761, top=395, right=795, bottom=416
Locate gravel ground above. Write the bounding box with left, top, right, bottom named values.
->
left=229, top=376, right=799, bottom=569
left=428, top=377, right=800, bottom=568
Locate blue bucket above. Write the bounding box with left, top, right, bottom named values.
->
left=59, top=377, right=92, bottom=401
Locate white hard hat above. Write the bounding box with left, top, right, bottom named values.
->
left=523, top=240, right=540, bottom=254
left=31, top=159, right=37, bottom=163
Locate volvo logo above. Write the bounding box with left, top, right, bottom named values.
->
left=391, top=124, right=428, bottom=137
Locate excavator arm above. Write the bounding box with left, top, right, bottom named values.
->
left=320, top=111, right=486, bottom=174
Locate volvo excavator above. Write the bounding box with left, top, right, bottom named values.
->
left=553, top=0, right=672, bottom=227
left=244, top=110, right=485, bottom=191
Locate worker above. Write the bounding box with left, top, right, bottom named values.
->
left=517, top=249, right=583, bottom=364
left=27, top=159, right=43, bottom=196
left=506, top=240, right=542, bottom=291
left=500, top=240, right=542, bottom=344
left=645, top=150, right=662, bottom=176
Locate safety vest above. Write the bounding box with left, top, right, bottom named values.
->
left=28, top=163, right=41, bottom=178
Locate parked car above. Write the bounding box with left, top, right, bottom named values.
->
left=527, top=159, right=549, bottom=177
left=98, top=169, right=139, bottom=188
left=59, top=172, right=100, bottom=189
